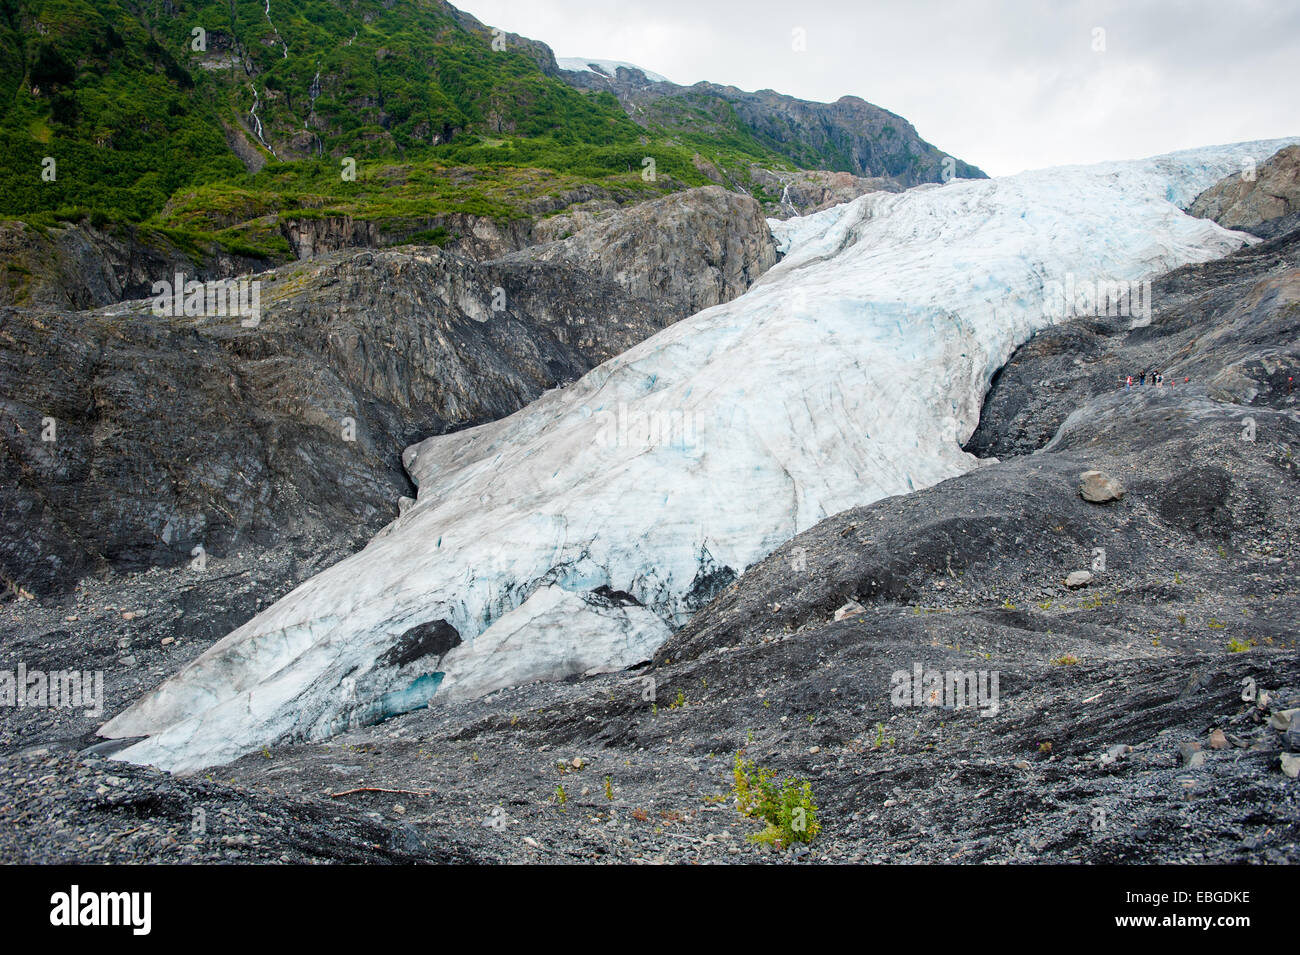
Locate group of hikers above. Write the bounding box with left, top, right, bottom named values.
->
left=1121, top=372, right=1295, bottom=392
left=1123, top=369, right=1189, bottom=389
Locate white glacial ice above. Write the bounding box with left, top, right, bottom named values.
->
left=101, top=139, right=1298, bottom=772
left=555, top=57, right=671, bottom=84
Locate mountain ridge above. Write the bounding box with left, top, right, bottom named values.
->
left=0, top=0, right=983, bottom=288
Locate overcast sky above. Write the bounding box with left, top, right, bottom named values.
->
left=465, top=0, right=1300, bottom=176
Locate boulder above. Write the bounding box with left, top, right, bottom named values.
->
left=834, top=600, right=867, bottom=621
left=1079, top=470, right=1125, bottom=503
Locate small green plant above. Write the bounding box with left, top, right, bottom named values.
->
left=1051, top=653, right=1080, bottom=666
left=604, top=776, right=614, bottom=801
left=402, top=225, right=451, bottom=247
left=1227, top=637, right=1255, bottom=652
left=669, top=689, right=686, bottom=709
left=553, top=784, right=568, bottom=810
left=731, top=751, right=820, bottom=848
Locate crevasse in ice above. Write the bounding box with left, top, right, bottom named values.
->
left=101, top=139, right=1297, bottom=772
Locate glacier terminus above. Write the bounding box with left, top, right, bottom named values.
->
left=98, top=139, right=1298, bottom=772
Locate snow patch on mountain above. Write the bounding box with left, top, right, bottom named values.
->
left=101, top=138, right=1297, bottom=772
left=556, top=57, right=670, bottom=84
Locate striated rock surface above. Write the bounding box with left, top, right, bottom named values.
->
left=1189, top=144, right=1300, bottom=233
left=279, top=216, right=383, bottom=260
left=0, top=220, right=275, bottom=311
left=750, top=167, right=902, bottom=219
left=505, top=186, right=777, bottom=316
left=4, top=186, right=774, bottom=314
left=280, top=183, right=630, bottom=263
left=0, top=246, right=681, bottom=598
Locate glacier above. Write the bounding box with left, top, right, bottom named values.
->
left=100, top=139, right=1298, bottom=772
left=555, top=57, right=671, bottom=83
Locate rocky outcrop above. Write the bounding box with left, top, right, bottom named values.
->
left=0, top=246, right=681, bottom=597
left=280, top=184, right=630, bottom=262
left=964, top=222, right=1300, bottom=460
left=0, top=185, right=776, bottom=599
left=0, top=220, right=276, bottom=311
left=279, top=216, right=383, bottom=260
left=5, top=185, right=770, bottom=312
left=668, top=375, right=1300, bottom=664
left=724, top=89, right=985, bottom=185
left=505, top=186, right=778, bottom=316
left=1190, top=144, right=1300, bottom=233
left=749, top=167, right=902, bottom=219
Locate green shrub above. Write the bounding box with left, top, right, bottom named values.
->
left=402, top=226, right=451, bottom=247
left=731, top=751, right=820, bottom=848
